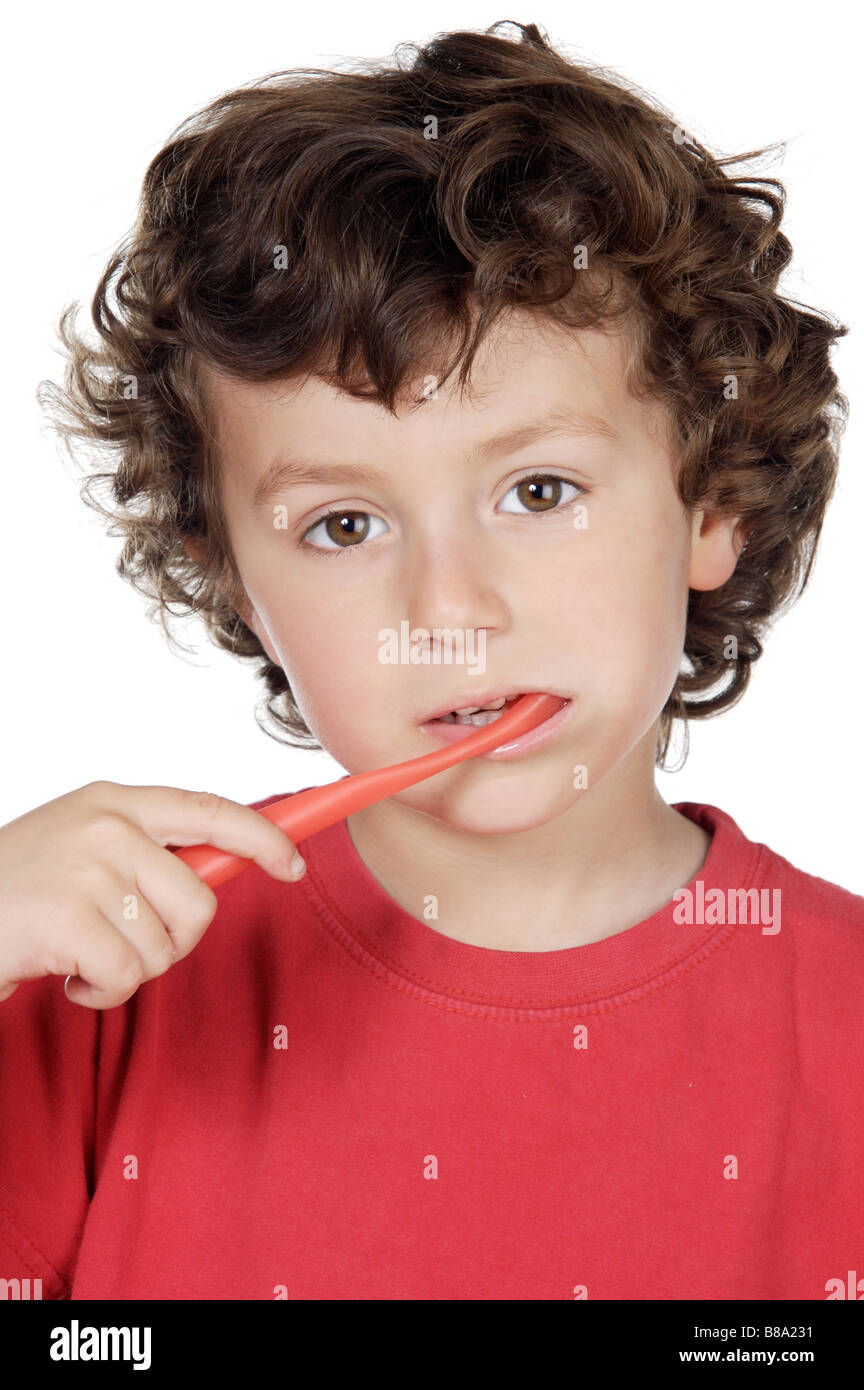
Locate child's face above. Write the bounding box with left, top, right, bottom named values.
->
left=201, top=312, right=740, bottom=833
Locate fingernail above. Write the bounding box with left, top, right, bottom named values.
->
left=290, top=853, right=306, bottom=878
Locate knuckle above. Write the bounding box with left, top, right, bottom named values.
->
left=82, top=809, right=132, bottom=847
left=81, top=779, right=112, bottom=796
left=79, top=780, right=118, bottom=806
left=40, top=935, right=78, bottom=979
left=152, top=945, right=177, bottom=977
left=189, top=789, right=224, bottom=820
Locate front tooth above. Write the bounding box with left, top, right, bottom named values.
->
left=454, top=697, right=507, bottom=716
left=454, top=709, right=505, bottom=726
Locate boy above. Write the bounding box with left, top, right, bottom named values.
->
left=1, top=21, right=861, bottom=1300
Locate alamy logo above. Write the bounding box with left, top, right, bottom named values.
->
left=377, top=621, right=486, bottom=677
left=672, top=881, right=781, bottom=935
left=49, top=1320, right=152, bottom=1371
left=825, top=1271, right=864, bottom=1299
left=1, top=1277, right=42, bottom=1299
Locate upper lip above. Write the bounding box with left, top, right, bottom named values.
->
left=418, top=687, right=572, bottom=724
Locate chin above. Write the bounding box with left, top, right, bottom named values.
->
left=397, top=773, right=575, bottom=836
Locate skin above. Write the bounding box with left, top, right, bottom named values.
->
left=190, top=311, right=744, bottom=950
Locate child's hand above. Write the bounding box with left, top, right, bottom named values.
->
left=0, top=781, right=305, bottom=1008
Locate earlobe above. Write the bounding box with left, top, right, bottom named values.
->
left=183, top=530, right=280, bottom=661
left=183, top=536, right=206, bottom=567
left=243, top=605, right=281, bottom=667
left=688, top=510, right=744, bottom=592
left=237, top=594, right=261, bottom=640
left=183, top=535, right=276, bottom=660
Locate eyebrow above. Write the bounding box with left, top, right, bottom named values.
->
left=251, top=405, right=621, bottom=506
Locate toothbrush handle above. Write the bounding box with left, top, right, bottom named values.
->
left=173, top=693, right=564, bottom=888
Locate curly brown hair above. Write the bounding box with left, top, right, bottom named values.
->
left=37, top=19, right=849, bottom=767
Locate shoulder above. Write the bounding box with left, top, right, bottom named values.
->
left=759, top=838, right=864, bottom=939
left=750, top=837, right=864, bottom=1039
left=688, top=801, right=864, bottom=940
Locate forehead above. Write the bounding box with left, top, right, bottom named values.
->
left=199, top=309, right=664, bottom=472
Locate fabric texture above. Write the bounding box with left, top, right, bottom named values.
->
left=1, top=791, right=862, bottom=1300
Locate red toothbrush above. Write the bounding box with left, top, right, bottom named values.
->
left=173, top=693, right=566, bottom=888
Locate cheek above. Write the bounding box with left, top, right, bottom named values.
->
left=262, top=605, right=394, bottom=757
left=558, top=506, right=689, bottom=701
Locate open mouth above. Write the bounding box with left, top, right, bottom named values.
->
left=430, top=694, right=524, bottom=728
left=419, top=689, right=574, bottom=757
left=419, top=688, right=571, bottom=727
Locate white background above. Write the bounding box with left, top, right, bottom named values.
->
left=3, top=1, right=861, bottom=891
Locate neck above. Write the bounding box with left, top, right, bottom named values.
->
left=345, top=739, right=711, bottom=952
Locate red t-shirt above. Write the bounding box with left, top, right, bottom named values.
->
left=1, top=794, right=862, bottom=1301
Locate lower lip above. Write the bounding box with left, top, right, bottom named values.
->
left=419, top=697, right=573, bottom=761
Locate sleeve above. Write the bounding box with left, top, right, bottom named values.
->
left=0, top=974, right=99, bottom=1300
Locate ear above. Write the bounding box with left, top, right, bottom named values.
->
left=183, top=536, right=206, bottom=567
left=182, top=536, right=279, bottom=663
left=688, top=509, right=748, bottom=592
left=243, top=608, right=282, bottom=667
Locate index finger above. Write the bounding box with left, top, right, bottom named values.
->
left=90, top=783, right=302, bottom=881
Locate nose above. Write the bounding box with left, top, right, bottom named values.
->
left=403, top=526, right=509, bottom=643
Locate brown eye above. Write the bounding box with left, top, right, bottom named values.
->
left=300, top=475, right=585, bottom=560
left=498, top=475, right=582, bottom=515
left=516, top=477, right=563, bottom=511
left=302, top=508, right=387, bottom=555
left=322, top=512, right=369, bottom=546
